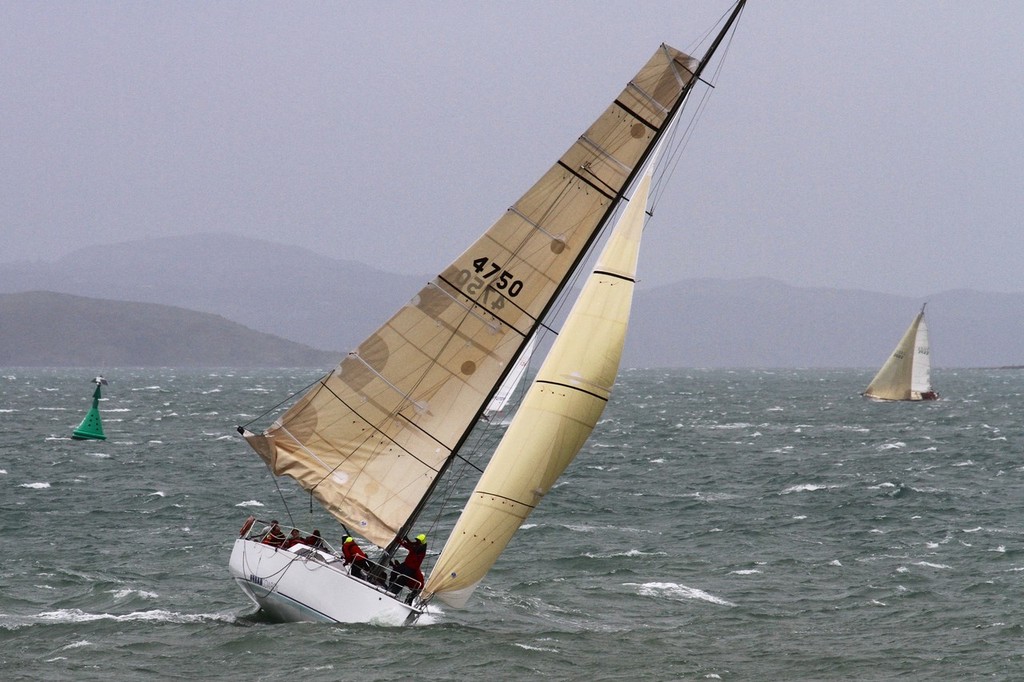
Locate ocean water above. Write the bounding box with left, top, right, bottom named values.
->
left=2, top=367, right=1023, bottom=681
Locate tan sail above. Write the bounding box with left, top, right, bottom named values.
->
left=423, top=171, right=653, bottom=608
left=863, top=308, right=936, bottom=401
left=242, top=46, right=699, bottom=550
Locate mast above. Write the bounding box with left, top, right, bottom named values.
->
left=388, top=1, right=748, bottom=554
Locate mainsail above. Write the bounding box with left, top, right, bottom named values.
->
left=423, top=169, right=655, bottom=608
left=863, top=306, right=937, bottom=401
left=240, top=44, right=705, bottom=551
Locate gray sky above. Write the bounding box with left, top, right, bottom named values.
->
left=2, top=1, right=1022, bottom=297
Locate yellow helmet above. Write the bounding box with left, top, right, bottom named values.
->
left=416, top=533, right=427, bottom=543
left=344, top=536, right=353, bottom=543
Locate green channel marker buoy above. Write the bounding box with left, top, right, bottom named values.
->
left=72, top=376, right=108, bottom=441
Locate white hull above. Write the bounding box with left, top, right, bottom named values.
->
left=228, top=539, right=423, bottom=625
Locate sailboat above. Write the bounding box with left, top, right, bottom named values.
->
left=482, top=335, right=536, bottom=422
left=72, top=376, right=108, bottom=440
left=228, top=1, right=746, bottom=625
left=863, top=305, right=939, bottom=401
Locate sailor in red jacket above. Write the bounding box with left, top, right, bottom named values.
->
left=261, top=520, right=285, bottom=547
left=342, top=536, right=370, bottom=580
left=388, top=533, right=427, bottom=603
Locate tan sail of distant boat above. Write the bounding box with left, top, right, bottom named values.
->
left=863, top=305, right=939, bottom=401
left=227, top=0, right=747, bottom=625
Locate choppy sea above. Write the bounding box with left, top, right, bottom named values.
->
left=2, top=367, right=1023, bottom=680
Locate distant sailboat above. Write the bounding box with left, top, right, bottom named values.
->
left=482, top=335, right=537, bottom=422
left=72, top=376, right=108, bottom=440
left=228, top=0, right=747, bottom=626
left=863, top=305, right=938, bottom=401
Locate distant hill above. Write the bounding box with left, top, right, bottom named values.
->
left=2, top=234, right=1023, bottom=368
left=0, top=233, right=424, bottom=353
left=0, top=291, right=338, bottom=367
left=624, top=277, right=1024, bottom=368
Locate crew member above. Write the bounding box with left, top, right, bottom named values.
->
left=342, top=535, right=370, bottom=580
left=281, top=528, right=303, bottom=549
left=389, top=533, right=427, bottom=603
left=261, top=520, right=285, bottom=547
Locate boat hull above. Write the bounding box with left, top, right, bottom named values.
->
left=863, top=390, right=940, bottom=402
left=228, top=539, right=423, bottom=625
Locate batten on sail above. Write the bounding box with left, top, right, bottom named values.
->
left=423, top=171, right=654, bottom=608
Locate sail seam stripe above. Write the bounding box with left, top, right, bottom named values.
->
left=613, top=98, right=661, bottom=132
left=436, top=275, right=534, bottom=334
left=579, top=134, right=632, bottom=174
left=621, top=82, right=669, bottom=117
left=471, top=491, right=536, bottom=510
left=592, top=269, right=635, bottom=283
left=534, top=379, right=609, bottom=403
left=315, top=377, right=448, bottom=472
left=555, top=160, right=616, bottom=201
left=423, top=282, right=501, bottom=333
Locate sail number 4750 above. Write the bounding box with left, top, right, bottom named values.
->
left=455, top=257, right=524, bottom=298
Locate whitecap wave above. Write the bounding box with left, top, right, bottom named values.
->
left=20, top=482, right=50, bottom=489
left=108, top=588, right=159, bottom=600
left=513, top=642, right=559, bottom=653
left=780, top=483, right=832, bottom=494
left=34, top=608, right=236, bottom=625
left=913, top=561, right=951, bottom=570
left=627, top=582, right=735, bottom=606
left=584, top=549, right=666, bottom=559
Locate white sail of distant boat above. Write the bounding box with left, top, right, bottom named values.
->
left=863, top=304, right=939, bottom=401
left=227, top=0, right=747, bottom=626
left=483, top=335, right=537, bottom=421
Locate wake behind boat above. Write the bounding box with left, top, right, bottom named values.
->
left=228, top=1, right=747, bottom=625
left=863, top=304, right=939, bottom=401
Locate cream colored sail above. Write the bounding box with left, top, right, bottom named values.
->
left=909, top=317, right=932, bottom=395
left=242, top=46, right=699, bottom=550
left=422, top=170, right=654, bottom=608
left=863, top=308, right=932, bottom=401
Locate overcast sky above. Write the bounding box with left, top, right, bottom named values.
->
left=2, top=1, right=1022, bottom=297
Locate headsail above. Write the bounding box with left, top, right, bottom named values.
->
left=863, top=306, right=936, bottom=401
left=422, top=169, right=655, bottom=608
left=240, top=45, right=703, bottom=551
left=909, top=315, right=932, bottom=395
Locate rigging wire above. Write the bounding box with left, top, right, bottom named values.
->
left=650, top=9, right=744, bottom=214
left=240, top=371, right=330, bottom=430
